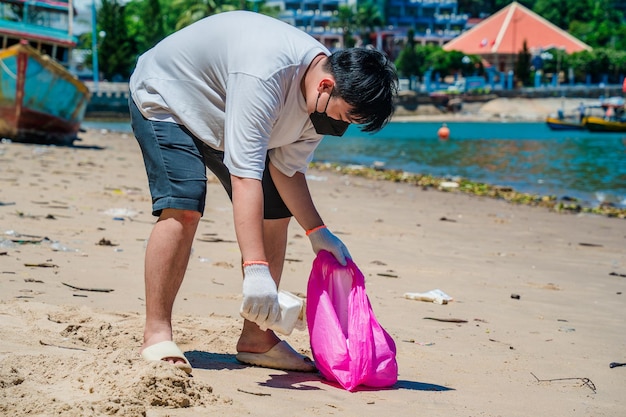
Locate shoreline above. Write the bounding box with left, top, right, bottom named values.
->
left=309, top=162, right=626, bottom=219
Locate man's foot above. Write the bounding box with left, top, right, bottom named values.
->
left=236, top=340, right=316, bottom=372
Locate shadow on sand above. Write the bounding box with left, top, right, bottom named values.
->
left=185, top=350, right=454, bottom=393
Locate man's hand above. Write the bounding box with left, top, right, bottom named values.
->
left=240, top=263, right=280, bottom=327
left=307, top=225, right=351, bottom=266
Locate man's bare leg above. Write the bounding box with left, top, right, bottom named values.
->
left=142, top=208, right=201, bottom=364
left=236, top=217, right=290, bottom=353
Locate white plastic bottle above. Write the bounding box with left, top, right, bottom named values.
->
left=269, top=290, right=306, bottom=335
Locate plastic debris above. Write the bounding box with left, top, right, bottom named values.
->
left=404, top=289, right=453, bottom=305
left=101, top=208, right=138, bottom=219
left=439, top=181, right=459, bottom=189
left=50, top=241, right=79, bottom=252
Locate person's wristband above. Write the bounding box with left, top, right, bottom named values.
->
left=306, top=225, right=327, bottom=236
left=242, top=260, right=269, bottom=268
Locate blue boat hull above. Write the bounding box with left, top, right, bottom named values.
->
left=0, top=42, right=90, bottom=145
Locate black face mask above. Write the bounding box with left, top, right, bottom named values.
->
left=309, top=93, right=349, bottom=137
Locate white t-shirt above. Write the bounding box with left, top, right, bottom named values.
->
left=129, top=11, right=329, bottom=180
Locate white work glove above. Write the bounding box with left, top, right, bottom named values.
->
left=307, top=225, right=351, bottom=266
left=240, top=263, right=280, bottom=328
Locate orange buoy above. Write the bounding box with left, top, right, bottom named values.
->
left=437, top=123, right=450, bottom=140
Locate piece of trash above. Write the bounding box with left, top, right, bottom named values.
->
left=62, top=282, right=114, bottom=293
left=578, top=242, right=603, bottom=247
left=0, top=239, right=17, bottom=249
left=609, top=362, right=626, bottom=368
left=305, top=175, right=328, bottom=182
left=96, top=238, right=118, bottom=246
left=530, top=372, right=596, bottom=393
left=423, top=317, right=467, bottom=323
left=50, top=241, right=79, bottom=252
left=609, top=272, right=626, bottom=278
left=101, top=208, right=138, bottom=218
left=439, top=181, right=459, bottom=189
left=439, top=216, right=457, bottom=222
left=402, top=340, right=435, bottom=346
left=24, top=262, right=58, bottom=268
left=404, top=289, right=453, bottom=304
left=511, top=293, right=521, bottom=300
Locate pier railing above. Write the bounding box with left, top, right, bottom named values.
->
left=84, top=81, right=130, bottom=118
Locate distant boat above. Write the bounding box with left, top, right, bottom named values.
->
left=545, top=101, right=614, bottom=132
left=545, top=116, right=585, bottom=131
left=584, top=97, right=626, bottom=132
left=584, top=116, right=626, bottom=132
left=0, top=0, right=90, bottom=145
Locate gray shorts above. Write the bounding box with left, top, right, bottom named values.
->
left=129, top=98, right=292, bottom=219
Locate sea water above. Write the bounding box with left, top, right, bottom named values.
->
left=84, top=120, right=626, bottom=208
left=315, top=121, right=626, bottom=208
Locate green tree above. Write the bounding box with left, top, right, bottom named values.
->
left=169, top=0, right=230, bottom=31
left=96, top=0, right=137, bottom=80
left=424, top=46, right=452, bottom=79
left=125, top=0, right=166, bottom=54
left=394, top=29, right=421, bottom=89
left=166, top=0, right=278, bottom=32
left=332, top=5, right=357, bottom=48
left=354, top=1, right=383, bottom=46
left=457, top=0, right=537, bottom=16
left=533, top=0, right=592, bottom=29
left=515, top=40, right=531, bottom=86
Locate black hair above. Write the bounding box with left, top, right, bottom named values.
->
left=325, top=48, right=398, bottom=133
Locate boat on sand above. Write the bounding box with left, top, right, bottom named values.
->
left=0, top=0, right=90, bottom=145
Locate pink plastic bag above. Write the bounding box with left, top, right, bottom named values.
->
left=306, top=251, right=398, bottom=391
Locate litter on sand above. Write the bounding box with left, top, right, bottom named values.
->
left=404, top=289, right=453, bottom=304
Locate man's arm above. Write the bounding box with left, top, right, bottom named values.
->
left=231, top=175, right=267, bottom=261
left=269, top=162, right=351, bottom=265
left=267, top=162, right=323, bottom=231
left=231, top=174, right=281, bottom=326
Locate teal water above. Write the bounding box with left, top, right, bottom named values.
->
left=84, top=120, right=626, bottom=208
left=315, top=121, right=626, bottom=208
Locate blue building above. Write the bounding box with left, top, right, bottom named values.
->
left=272, top=0, right=352, bottom=49
left=386, top=0, right=468, bottom=45
left=271, top=0, right=468, bottom=51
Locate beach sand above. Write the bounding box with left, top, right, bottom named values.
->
left=1, top=129, right=625, bottom=416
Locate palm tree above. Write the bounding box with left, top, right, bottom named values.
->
left=332, top=5, right=357, bottom=48
left=354, top=1, right=383, bottom=46
left=170, top=0, right=232, bottom=30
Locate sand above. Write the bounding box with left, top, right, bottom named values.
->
left=0, top=129, right=625, bottom=416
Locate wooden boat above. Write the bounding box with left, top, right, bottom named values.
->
left=583, top=116, right=626, bottom=132
left=0, top=0, right=90, bottom=145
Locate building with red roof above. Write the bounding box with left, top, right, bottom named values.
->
left=443, top=1, right=591, bottom=72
